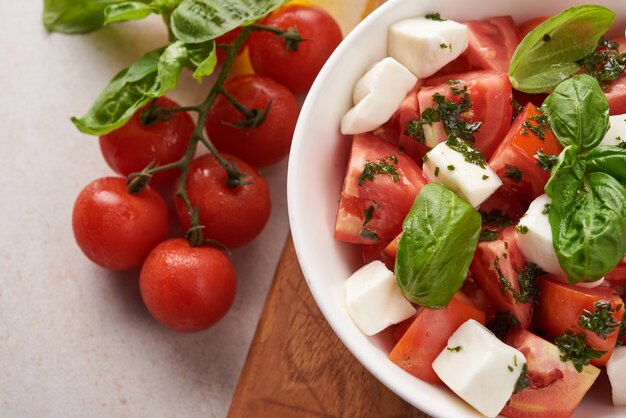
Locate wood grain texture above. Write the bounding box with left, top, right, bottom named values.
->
left=228, top=236, right=430, bottom=418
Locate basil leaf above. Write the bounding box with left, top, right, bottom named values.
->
left=545, top=145, right=582, bottom=196
left=549, top=172, right=626, bottom=283
left=43, top=0, right=125, bottom=33
left=186, top=41, right=218, bottom=81
left=150, top=41, right=188, bottom=95
left=542, top=75, right=609, bottom=151
left=395, top=184, right=481, bottom=308
left=104, top=2, right=153, bottom=25
left=509, top=5, right=615, bottom=93
left=171, top=0, right=286, bottom=44
left=584, top=146, right=626, bottom=186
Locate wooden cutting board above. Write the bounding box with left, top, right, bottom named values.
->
left=227, top=235, right=431, bottom=418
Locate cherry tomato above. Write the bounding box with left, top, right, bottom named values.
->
left=215, top=28, right=243, bottom=64
left=206, top=75, right=299, bottom=167
left=247, top=5, right=343, bottom=95
left=99, top=97, right=194, bottom=184
left=72, top=177, right=169, bottom=270
left=174, top=153, right=271, bottom=248
left=140, top=238, right=237, bottom=332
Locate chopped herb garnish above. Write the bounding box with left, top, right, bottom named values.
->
left=363, top=205, right=375, bottom=226
left=542, top=203, right=551, bottom=215
left=514, top=364, right=530, bottom=393
left=555, top=331, right=606, bottom=372
left=447, top=346, right=462, bottom=352
left=579, top=300, right=619, bottom=339
left=504, top=165, right=523, bottom=183
left=479, top=229, right=498, bottom=242
left=445, top=136, right=487, bottom=168
left=425, top=12, right=446, bottom=21
left=360, top=228, right=380, bottom=242
left=405, top=107, right=441, bottom=143
left=516, top=225, right=529, bottom=234
left=617, top=137, right=626, bottom=149
left=434, top=166, right=440, bottom=177
left=511, top=98, right=524, bottom=116
left=577, top=38, right=626, bottom=89
left=496, top=261, right=542, bottom=305
left=543, top=34, right=551, bottom=42
left=503, top=252, right=508, bottom=259
left=447, top=165, right=456, bottom=171
left=487, top=311, right=521, bottom=340
left=482, top=174, right=489, bottom=180
left=521, top=112, right=549, bottom=141
left=508, top=365, right=514, bottom=372
left=440, top=43, right=448, bottom=49
left=504, top=241, right=509, bottom=250
left=359, top=156, right=400, bottom=185
left=423, top=153, right=429, bottom=162
left=479, top=209, right=515, bottom=227
left=617, top=320, right=626, bottom=347
left=535, top=149, right=559, bottom=171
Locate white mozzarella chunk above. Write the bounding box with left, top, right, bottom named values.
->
left=422, top=141, right=502, bottom=207
left=423, top=121, right=446, bottom=149
left=345, top=260, right=416, bottom=336
left=607, top=346, right=626, bottom=405
left=432, top=319, right=526, bottom=418
left=388, top=16, right=469, bottom=78
left=341, top=57, right=417, bottom=135
left=601, top=114, right=626, bottom=147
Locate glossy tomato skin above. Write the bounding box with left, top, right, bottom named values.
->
left=206, top=75, right=299, bottom=167
left=99, top=97, right=194, bottom=184
left=72, top=177, right=169, bottom=270
left=388, top=293, right=485, bottom=384
left=420, top=70, right=513, bottom=160
left=248, top=5, right=343, bottom=95
left=489, top=102, right=562, bottom=205
left=534, top=278, right=624, bottom=366
left=174, top=153, right=271, bottom=249
left=464, top=16, right=521, bottom=73
left=140, top=239, right=236, bottom=332
left=502, top=329, right=600, bottom=418
left=469, top=227, right=533, bottom=328
left=334, top=133, right=427, bottom=244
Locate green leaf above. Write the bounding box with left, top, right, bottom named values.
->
left=549, top=172, right=626, bottom=283
left=170, top=0, right=287, bottom=44
left=542, top=75, right=609, bottom=151
left=509, top=5, right=615, bottom=93
left=72, top=42, right=188, bottom=135
left=544, top=145, right=582, bottom=196
left=394, top=183, right=481, bottom=308
left=584, top=146, right=626, bottom=186
left=186, top=41, right=218, bottom=80
left=43, top=0, right=125, bottom=33
left=104, top=2, right=153, bottom=25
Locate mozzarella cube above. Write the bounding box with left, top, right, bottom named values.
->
left=341, top=57, right=417, bottom=135
left=345, top=260, right=416, bottom=336
left=423, top=120, right=447, bottom=149
left=388, top=16, right=469, bottom=78
left=432, top=319, right=526, bottom=418
left=601, top=114, right=626, bottom=147
left=422, top=141, right=501, bottom=207
left=608, top=346, right=626, bottom=405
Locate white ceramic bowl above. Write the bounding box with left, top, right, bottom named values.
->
left=287, top=0, right=626, bottom=416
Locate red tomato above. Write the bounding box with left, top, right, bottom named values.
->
left=534, top=278, right=624, bottom=366
left=607, top=255, right=626, bottom=285
left=386, top=82, right=430, bottom=162
left=502, top=329, right=600, bottom=418
left=360, top=239, right=395, bottom=271
left=489, top=102, right=562, bottom=205
left=420, top=71, right=513, bottom=159
left=432, top=53, right=474, bottom=78
left=469, top=227, right=533, bottom=328
left=388, top=293, right=485, bottom=384
left=206, top=75, right=299, bottom=167
left=174, top=153, right=271, bottom=248
left=99, top=97, right=194, bottom=184
left=464, top=16, right=521, bottom=73
left=383, top=233, right=401, bottom=259
left=334, top=133, right=427, bottom=244
left=72, top=177, right=169, bottom=270
left=518, top=16, right=549, bottom=38
left=478, top=189, right=526, bottom=223
left=247, top=5, right=343, bottom=94
left=604, top=37, right=626, bottom=115
left=215, top=28, right=243, bottom=64
left=140, top=239, right=236, bottom=332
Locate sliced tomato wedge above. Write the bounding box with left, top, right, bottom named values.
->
left=418, top=70, right=513, bottom=159
left=464, top=16, right=521, bottom=73
left=388, top=292, right=485, bottom=384
left=502, top=329, right=600, bottom=418
left=489, top=102, right=562, bottom=205
left=432, top=53, right=474, bottom=78
left=534, top=278, right=624, bottom=366
left=469, top=227, right=533, bottom=328
left=518, top=16, right=549, bottom=38
left=335, top=133, right=427, bottom=244
left=386, top=82, right=430, bottom=162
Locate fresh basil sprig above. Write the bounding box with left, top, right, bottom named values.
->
left=542, top=75, right=609, bottom=151
left=395, top=184, right=481, bottom=308
left=542, top=75, right=626, bottom=283
left=103, top=2, right=154, bottom=26
left=508, top=5, right=615, bottom=93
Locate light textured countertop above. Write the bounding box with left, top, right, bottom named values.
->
left=0, top=3, right=290, bottom=417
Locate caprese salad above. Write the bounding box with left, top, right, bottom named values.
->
left=335, top=5, right=626, bottom=418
